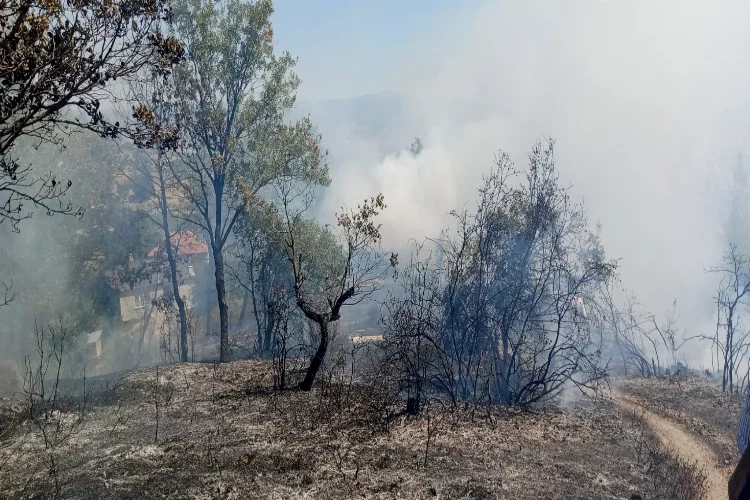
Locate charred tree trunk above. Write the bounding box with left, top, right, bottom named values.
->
left=157, top=163, right=189, bottom=363
left=724, top=313, right=733, bottom=392
left=298, top=320, right=329, bottom=391
left=263, top=302, right=274, bottom=355
left=296, top=287, right=353, bottom=392
left=238, top=288, right=250, bottom=330
left=205, top=293, right=213, bottom=337
left=214, top=246, right=230, bottom=362
left=246, top=249, right=264, bottom=353
left=204, top=250, right=214, bottom=338
left=501, top=330, right=511, bottom=404
left=618, top=341, right=629, bottom=376
left=134, top=291, right=157, bottom=369
left=206, top=174, right=232, bottom=363
left=165, top=242, right=189, bottom=363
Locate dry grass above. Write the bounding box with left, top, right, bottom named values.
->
left=0, top=361, right=713, bottom=499
left=621, top=405, right=708, bottom=500
left=619, top=373, right=744, bottom=466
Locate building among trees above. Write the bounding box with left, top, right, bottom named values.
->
left=113, top=231, right=210, bottom=364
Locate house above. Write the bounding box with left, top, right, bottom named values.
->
left=114, top=231, right=210, bottom=363
left=87, top=330, right=103, bottom=358
left=118, top=231, right=209, bottom=322
left=351, top=334, right=384, bottom=344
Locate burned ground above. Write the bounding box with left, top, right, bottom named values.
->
left=0, top=362, right=712, bottom=499
left=618, top=374, right=744, bottom=468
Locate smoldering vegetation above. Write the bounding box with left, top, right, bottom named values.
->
left=0, top=360, right=711, bottom=500
left=0, top=136, right=714, bottom=499
left=0, top=0, right=746, bottom=498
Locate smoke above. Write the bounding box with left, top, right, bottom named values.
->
left=302, top=1, right=750, bottom=366
left=0, top=135, right=161, bottom=371
left=3, top=2, right=749, bottom=372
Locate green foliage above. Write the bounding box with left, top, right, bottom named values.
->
left=291, top=218, right=346, bottom=299
left=169, top=0, right=329, bottom=218
left=236, top=201, right=345, bottom=305
left=166, top=0, right=329, bottom=361
left=0, top=133, right=161, bottom=341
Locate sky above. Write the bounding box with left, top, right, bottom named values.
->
left=270, top=1, right=750, bottom=367
left=271, top=0, right=482, bottom=100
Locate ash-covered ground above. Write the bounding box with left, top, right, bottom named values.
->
left=0, top=362, right=722, bottom=499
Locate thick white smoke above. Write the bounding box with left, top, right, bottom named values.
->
left=307, top=1, right=750, bottom=366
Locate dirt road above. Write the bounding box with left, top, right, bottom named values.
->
left=614, top=391, right=731, bottom=500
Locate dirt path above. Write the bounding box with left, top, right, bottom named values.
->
left=613, top=391, right=730, bottom=500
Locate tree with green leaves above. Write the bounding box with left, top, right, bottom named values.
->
left=232, top=202, right=289, bottom=354
left=167, top=0, right=328, bottom=362
left=0, top=0, right=183, bottom=228
left=234, top=199, right=349, bottom=358
left=121, top=64, right=193, bottom=361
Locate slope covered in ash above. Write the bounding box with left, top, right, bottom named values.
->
left=0, top=361, right=708, bottom=500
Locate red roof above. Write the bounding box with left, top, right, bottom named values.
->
left=148, top=231, right=209, bottom=258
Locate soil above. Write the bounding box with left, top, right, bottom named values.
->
left=0, top=362, right=737, bottom=499
left=613, top=390, right=731, bottom=500
left=619, top=375, right=744, bottom=467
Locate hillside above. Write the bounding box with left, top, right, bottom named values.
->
left=0, top=362, right=732, bottom=500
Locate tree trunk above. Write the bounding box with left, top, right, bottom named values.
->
left=501, top=330, right=511, bottom=404
left=246, top=248, right=264, bottom=353
left=263, top=303, right=274, bottom=355
left=214, top=247, right=230, bottom=362
left=157, top=163, right=189, bottom=363
left=204, top=250, right=214, bottom=338
left=238, top=288, right=250, bottom=330
left=205, top=294, right=213, bottom=337
left=299, top=320, right=329, bottom=391
left=134, top=292, right=157, bottom=369
left=165, top=239, right=189, bottom=363
left=724, top=316, right=733, bottom=392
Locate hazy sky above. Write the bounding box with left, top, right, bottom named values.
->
left=271, top=1, right=750, bottom=366
left=272, top=0, right=481, bottom=100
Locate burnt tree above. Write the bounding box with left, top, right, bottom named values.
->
left=276, top=184, right=393, bottom=391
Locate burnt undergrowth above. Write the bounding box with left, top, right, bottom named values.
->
left=0, top=358, right=719, bottom=500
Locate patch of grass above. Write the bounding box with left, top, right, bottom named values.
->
left=642, top=445, right=707, bottom=500
left=621, top=374, right=743, bottom=465
left=0, top=361, right=695, bottom=499
left=625, top=408, right=708, bottom=500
